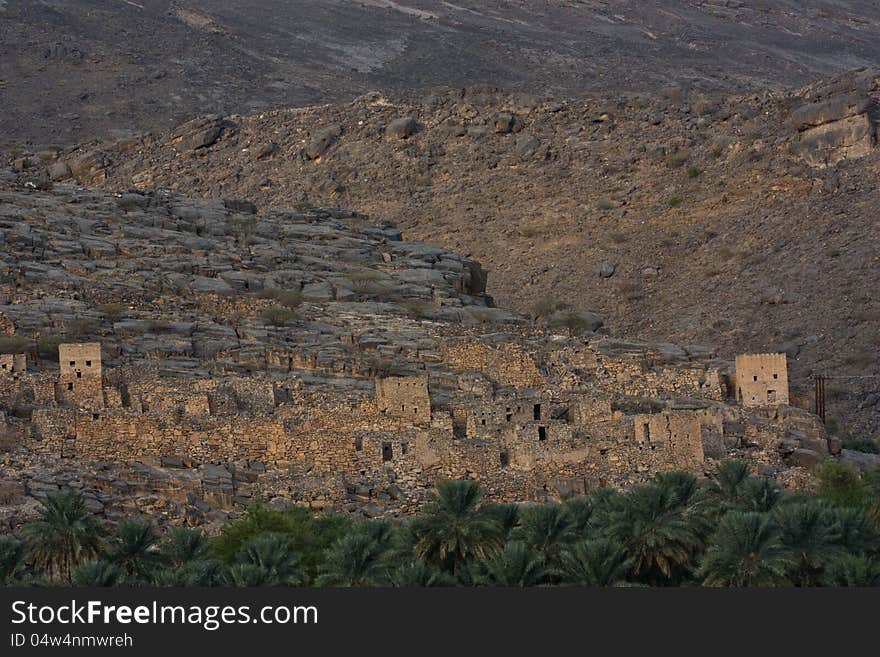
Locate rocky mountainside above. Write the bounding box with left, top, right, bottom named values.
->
left=0, top=177, right=841, bottom=527
left=4, top=1, right=880, bottom=147
left=36, top=68, right=880, bottom=439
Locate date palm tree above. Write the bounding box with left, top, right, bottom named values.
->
left=72, top=559, right=126, bottom=587
left=155, top=558, right=229, bottom=586
left=481, top=503, right=520, bottom=540
left=385, top=560, right=457, bottom=587
left=733, top=477, right=782, bottom=513
left=773, top=500, right=843, bottom=586
left=411, top=480, right=503, bottom=575
left=158, top=527, right=210, bottom=566
left=23, top=490, right=104, bottom=583
left=833, top=507, right=879, bottom=555
left=699, top=512, right=792, bottom=587
left=561, top=496, right=595, bottom=538
left=512, top=503, right=575, bottom=572
left=109, top=519, right=161, bottom=583
left=0, top=535, right=25, bottom=585
left=822, top=554, right=880, bottom=587
left=316, top=523, right=393, bottom=586
left=229, top=533, right=304, bottom=586
left=707, top=460, right=750, bottom=508
left=473, top=541, right=546, bottom=587
left=603, top=477, right=710, bottom=585
left=559, top=539, right=631, bottom=586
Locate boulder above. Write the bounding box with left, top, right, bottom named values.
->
left=69, top=151, right=107, bottom=184
left=255, top=142, right=278, bottom=160
left=597, top=262, right=616, bottom=278
left=47, top=161, right=71, bottom=181
left=494, top=112, right=515, bottom=133
left=172, top=115, right=229, bottom=152
left=788, top=448, right=825, bottom=468
left=514, top=134, right=541, bottom=158
left=386, top=117, right=418, bottom=140
left=306, top=124, right=342, bottom=159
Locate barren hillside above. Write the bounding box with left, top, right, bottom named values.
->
left=39, top=68, right=880, bottom=439
left=4, top=0, right=880, bottom=147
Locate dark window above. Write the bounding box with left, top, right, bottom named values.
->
left=401, top=443, right=408, bottom=455
left=67, top=382, right=74, bottom=390
left=354, top=437, right=363, bottom=451
left=753, top=375, right=758, bottom=382
left=382, top=442, right=393, bottom=462
left=533, top=404, right=541, bottom=420
left=506, top=413, right=512, bottom=422
left=773, top=373, right=778, bottom=379
left=413, top=407, right=418, bottom=415
left=76, top=371, right=82, bottom=379
left=499, top=450, right=509, bottom=467
left=538, top=426, right=547, bottom=441
left=69, top=361, right=75, bottom=367
left=86, top=360, right=92, bottom=367
left=643, top=423, right=651, bottom=441
left=92, top=413, right=99, bottom=420
left=481, top=418, right=486, bottom=425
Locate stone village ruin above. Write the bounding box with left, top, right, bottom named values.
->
left=0, top=338, right=830, bottom=517
left=0, top=184, right=834, bottom=524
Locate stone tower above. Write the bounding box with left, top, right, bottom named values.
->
left=375, top=375, right=431, bottom=424
left=735, top=353, right=789, bottom=407
left=57, top=342, right=104, bottom=409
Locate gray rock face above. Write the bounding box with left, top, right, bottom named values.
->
left=840, top=449, right=880, bottom=471
left=788, top=69, right=879, bottom=168
left=172, top=115, right=230, bottom=152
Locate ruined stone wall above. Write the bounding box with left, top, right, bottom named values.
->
left=0, top=313, right=14, bottom=337
left=441, top=341, right=544, bottom=388
left=735, top=353, right=789, bottom=407
left=0, top=371, right=56, bottom=409
left=599, top=360, right=726, bottom=401
left=0, top=354, right=26, bottom=375
left=631, top=410, right=714, bottom=472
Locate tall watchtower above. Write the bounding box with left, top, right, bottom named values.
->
left=375, top=375, right=431, bottom=425
left=735, top=353, right=789, bottom=407
left=57, top=342, right=104, bottom=409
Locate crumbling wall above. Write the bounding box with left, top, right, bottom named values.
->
left=599, top=360, right=726, bottom=401
left=442, top=341, right=544, bottom=388
left=0, top=354, right=26, bottom=375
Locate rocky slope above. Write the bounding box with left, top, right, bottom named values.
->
left=35, top=69, right=880, bottom=439
left=0, top=176, right=842, bottom=528
left=4, top=1, right=880, bottom=147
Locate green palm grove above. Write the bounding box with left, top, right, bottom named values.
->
left=1, top=460, right=878, bottom=587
